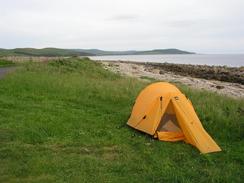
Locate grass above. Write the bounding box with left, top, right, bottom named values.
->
left=0, top=58, right=243, bottom=183
left=0, top=59, right=15, bottom=67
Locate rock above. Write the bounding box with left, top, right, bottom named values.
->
left=151, top=69, right=160, bottom=74
left=146, top=62, right=244, bottom=85
left=216, top=85, right=224, bottom=89
left=100, top=61, right=244, bottom=98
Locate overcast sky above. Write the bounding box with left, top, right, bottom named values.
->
left=0, top=0, right=243, bottom=53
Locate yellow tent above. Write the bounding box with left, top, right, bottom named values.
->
left=127, top=82, right=221, bottom=154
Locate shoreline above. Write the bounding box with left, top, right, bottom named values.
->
left=100, top=60, right=244, bottom=98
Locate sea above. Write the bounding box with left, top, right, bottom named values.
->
left=89, top=54, right=244, bottom=67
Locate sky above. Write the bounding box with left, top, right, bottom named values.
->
left=0, top=0, right=243, bottom=53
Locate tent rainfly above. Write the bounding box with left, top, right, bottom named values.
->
left=127, top=82, right=221, bottom=154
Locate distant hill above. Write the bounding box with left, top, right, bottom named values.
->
left=73, top=49, right=138, bottom=56
left=76, top=48, right=195, bottom=55
left=0, top=48, right=195, bottom=57
left=0, top=48, right=94, bottom=57
left=134, top=49, right=195, bottom=55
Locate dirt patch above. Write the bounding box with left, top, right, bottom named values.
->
left=102, top=61, right=244, bottom=99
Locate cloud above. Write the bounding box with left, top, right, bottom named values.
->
left=109, top=14, right=139, bottom=21
left=166, top=20, right=200, bottom=28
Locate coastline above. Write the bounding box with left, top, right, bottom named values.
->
left=100, top=60, right=244, bottom=98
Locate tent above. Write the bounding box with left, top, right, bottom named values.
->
left=127, top=82, right=221, bottom=154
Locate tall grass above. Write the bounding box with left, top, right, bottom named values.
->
left=0, top=58, right=243, bottom=182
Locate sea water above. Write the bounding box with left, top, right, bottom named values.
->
left=89, top=54, right=244, bottom=67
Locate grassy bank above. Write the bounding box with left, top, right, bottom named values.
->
left=0, top=59, right=15, bottom=67
left=0, top=58, right=243, bottom=182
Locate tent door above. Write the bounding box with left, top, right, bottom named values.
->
left=156, top=101, right=185, bottom=141
left=158, top=113, right=181, bottom=132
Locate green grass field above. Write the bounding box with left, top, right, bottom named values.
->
left=0, top=58, right=243, bottom=183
